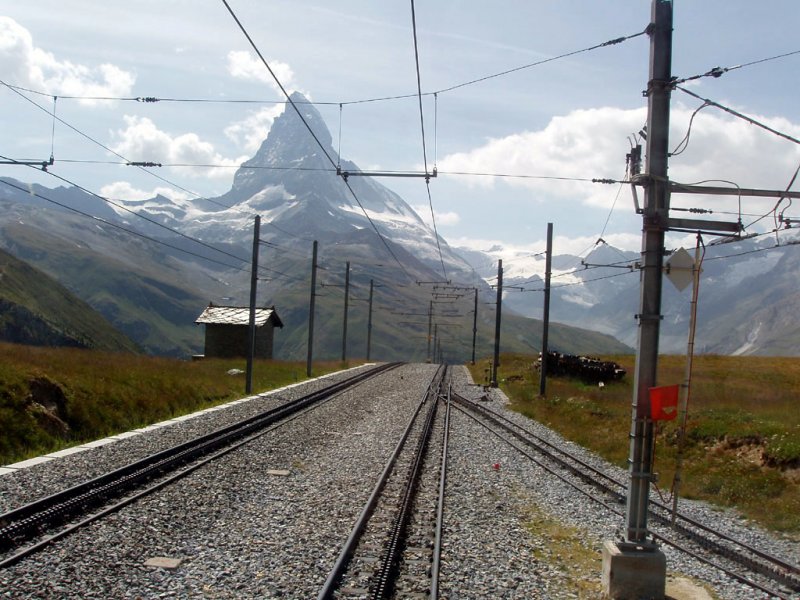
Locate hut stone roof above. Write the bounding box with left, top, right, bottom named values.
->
left=195, top=304, right=283, bottom=328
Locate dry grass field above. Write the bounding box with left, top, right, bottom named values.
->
left=0, top=342, right=354, bottom=465
left=468, top=353, right=800, bottom=535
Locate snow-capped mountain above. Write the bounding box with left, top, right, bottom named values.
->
left=2, top=89, right=797, bottom=358
left=112, top=92, right=474, bottom=281
left=462, top=231, right=800, bottom=356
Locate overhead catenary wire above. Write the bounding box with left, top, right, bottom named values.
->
left=28, top=157, right=620, bottom=184
left=673, top=49, right=800, bottom=85
left=676, top=86, right=800, bottom=147
left=669, top=102, right=710, bottom=157
left=435, top=27, right=649, bottom=95
left=409, top=0, right=447, bottom=280
left=2, top=26, right=649, bottom=108
left=744, top=159, right=800, bottom=231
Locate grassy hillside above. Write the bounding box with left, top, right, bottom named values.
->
left=0, top=248, right=140, bottom=353
left=2, top=221, right=208, bottom=356
left=0, top=342, right=355, bottom=465
left=470, top=354, right=800, bottom=535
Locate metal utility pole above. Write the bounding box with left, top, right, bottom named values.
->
left=539, top=223, right=553, bottom=396
left=426, top=300, right=433, bottom=362
left=341, top=261, right=350, bottom=362
left=471, top=288, right=478, bottom=365
left=433, top=323, right=438, bottom=363
left=491, top=259, right=503, bottom=387
left=366, top=279, right=374, bottom=361
left=306, top=240, right=318, bottom=377
left=245, top=215, right=260, bottom=395
left=603, top=2, right=671, bottom=598
left=625, top=0, right=672, bottom=548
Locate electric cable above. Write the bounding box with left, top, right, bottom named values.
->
left=676, top=86, right=800, bottom=147
left=409, top=0, right=447, bottom=280
left=744, top=159, right=800, bottom=231
left=433, top=27, right=648, bottom=95
left=669, top=102, right=709, bottom=157
left=2, top=26, right=648, bottom=107
left=673, top=49, right=800, bottom=85
left=3, top=78, right=347, bottom=250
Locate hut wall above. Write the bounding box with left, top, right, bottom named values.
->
left=204, top=324, right=275, bottom=359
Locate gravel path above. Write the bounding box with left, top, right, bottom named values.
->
left=1, top=364, right=796, bottom=599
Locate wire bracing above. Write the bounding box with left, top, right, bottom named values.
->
left=409, top=0, right=447, bottom=280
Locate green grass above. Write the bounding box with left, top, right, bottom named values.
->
left=0, top=342, right=357, bottom=465
left=469, top=353, right=800, bottom=535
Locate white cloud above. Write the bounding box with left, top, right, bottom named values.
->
left=225, top=104, right=286, bottom=153
left=0, top=17, right=135, bottom=104
left=99, top=181, right=188, bottom=202
left=411, top=203, right=461, bottom=227
left=439, top=104, right=800, bottom=219
left=111, top=115, right=249, bottom=179
left=451, top=231, right=642, bottom=257
left=226, top=50, right=298, bottom=92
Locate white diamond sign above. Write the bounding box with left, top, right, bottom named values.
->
left=665, top=247, right=697, bottom=292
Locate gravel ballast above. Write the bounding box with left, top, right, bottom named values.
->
left=0, top=364, right=796, bottom=599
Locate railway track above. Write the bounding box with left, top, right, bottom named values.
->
left=0, top=362, right=400, bottom=569
left=318, top=365, right=450, bottom=599
left=451, top=390, right=800, bottom=600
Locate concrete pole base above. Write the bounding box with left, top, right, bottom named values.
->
left=601, top=540, right=666, bottom=599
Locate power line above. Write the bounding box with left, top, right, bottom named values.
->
left=2, top=26, right=649, bottom=108
left=3, top=156, right=253, bottom=266
left=410, top=0, right=430, bottom=177
left=409, top=0, right=446, bottom=280
left=676, top=86, right=800, bottom=147
left=674, top=49, right=800, bottom=85
left=220, top=1, right=337, bottom=169
left=36, top=158, right=621, bottom=183
left=438, top=170, right=620, bottom=183
left=434, top=27, right=649, bottom=95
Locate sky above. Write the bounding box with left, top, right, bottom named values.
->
left=2, top=0, right=800, bottom=262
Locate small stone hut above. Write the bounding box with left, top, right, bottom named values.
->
left=195, top=303, right=283, bottom=359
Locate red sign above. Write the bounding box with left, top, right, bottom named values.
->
left=650, top=385, right=679, bottom=421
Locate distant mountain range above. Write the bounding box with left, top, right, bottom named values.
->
left=1, top=91, right=797, bottom=358
left=462, top=230, right=800, bottom=356
left=0, top=92, right=627, bottom=360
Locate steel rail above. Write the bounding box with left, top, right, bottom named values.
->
left=0, top=363, right=400, bottom=562
left=429, top=380, right=451, bottom=599
left=371, top=370, right=444, bottom=599
left=452, top=392, right=798, bottom=599
left=451, top=392, right=800, bottom=587
left=318, top=365, right=445, bottom=600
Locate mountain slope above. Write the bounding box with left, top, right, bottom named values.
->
left=0, top=247, right=140, bottom=352
left=0, top=202, right=216, bottom=357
